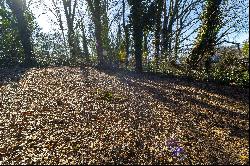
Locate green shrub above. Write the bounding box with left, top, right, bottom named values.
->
left=210, top=46, right=249, bottom=87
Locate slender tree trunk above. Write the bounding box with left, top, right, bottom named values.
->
left=143, top=31, right=148, bottom=68
left=154, top=0, right=163, bottom=70
left=62, top=0, right=79, bottom=63
left=162, top=0, right=169, bottom=56
left=166, top=0, right=176, bottom=60
left=122, top=0, right=130, bottom=68
left=124, top=25, right=130, bottom=68
left=51, top=0, right=67, bottom=48
left=81, top=23, right=90, bottom=62
left=115, top=23, right=122, bottom=67
left=7, top=0, right=35, bottom=67
left=174, top=0, right=179, bottom=61
left=100, top=0, right=111, bottom=66
left=162, top=0, right=178, bottom=61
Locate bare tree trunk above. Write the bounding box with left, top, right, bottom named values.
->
left=122, top=0, right=130, bottom=68
left=162, top=0, right=179, bottom=61
left=80, top=22, right=90, bottom=62
left=154, top=0, right=164, bottom=70
left=143, top=31, right=149, bottom=69
left=62, top=0, right=79, bottom=63
left=174, top=0, right=180, bottom=61
left=162, top=0, right=169, bottom=56
left=51, top=0, right=67, bottom=48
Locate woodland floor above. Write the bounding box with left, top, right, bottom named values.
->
left=0, top=66, right=249, bottom=165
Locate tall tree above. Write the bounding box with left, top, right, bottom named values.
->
left=122, top=0, right=130, bottom=67
left=62, top=0, right=79, bottom=62
left=80, top=21, right=90, bottom=62
left=48, top=0, right=67, bottom=48
left=154, top=0, right=164, bottom=69
left=188, top=0, right=223, bottom=70
left=128, top=0, right=143, bottom=72
left=7, top=0, right=35, bottom=66
left=100, top=0, right=112, bottom=66
left=162, top=0, right=179, bottom=60
left=86, top=0, right=105, bottom=67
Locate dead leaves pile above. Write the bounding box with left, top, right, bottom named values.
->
left=0, top=66, right=249, bottom=165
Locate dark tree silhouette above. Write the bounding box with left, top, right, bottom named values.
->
left=86, top=0, right=105, bottom=67
left=7, top=0, right=36, bottom=67
left=128, top=0, right=143, bottom=72
left=122, top=0, right=130, bottom=68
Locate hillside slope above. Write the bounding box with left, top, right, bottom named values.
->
left=0, top=66, right=249, bottom=165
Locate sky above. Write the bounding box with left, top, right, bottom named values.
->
left=30, top=0, right=55, bottom=33
left=36, top=14, right=51, bottom=32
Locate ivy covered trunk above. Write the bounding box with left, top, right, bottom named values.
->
left=189, top=0, right=223, bottom=70
left=86, top=0, right=105, bottom=67
left=7, top=0, right=35, bottom=67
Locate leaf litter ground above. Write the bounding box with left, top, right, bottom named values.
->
left=0, top=66, right=249, bottom=165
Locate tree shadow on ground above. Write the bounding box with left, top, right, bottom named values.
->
left=100, top=68, right=249, bottom=105
left=0, top=67, right=29, bottom=86
left=98, top=68, right=249, bottom=164
left=98, top=68, right=249, bottom=140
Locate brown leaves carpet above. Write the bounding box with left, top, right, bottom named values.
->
left=0, top=66, right=249, bottom=165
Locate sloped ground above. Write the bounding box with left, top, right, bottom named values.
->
left=0, top=66, right=249, bottom=165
